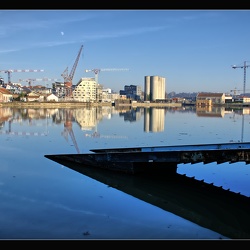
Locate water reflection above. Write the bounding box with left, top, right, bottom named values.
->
left=50, top=157, right=250, bottom=239
left=0, top=105, right=249, bottom=144
left=1, top=105, right=250, bottom=239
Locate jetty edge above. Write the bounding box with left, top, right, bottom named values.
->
left=44, top=142, right=250, bottom=175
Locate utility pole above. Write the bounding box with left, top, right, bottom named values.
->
left=232, top=61, right=250, bottom=95
left=231, top=61, right=250, bottom=142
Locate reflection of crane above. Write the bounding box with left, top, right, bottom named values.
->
left=61, top=110, right=80, bottom=154
left=0, top=69, right=44, bottom=84
left=230, top=109, right=246, bottom=143
left=232, top=61, right=250, bottom=94
left=0, top=130, right=48, bottom=136
left=19, top=78, right=61, bottom=87
left=61, top=45, right=83, bottom=97
left=0, top=118, right=48, bottom=136
left=84, top=124, right=128, bottom=139
left=241, top=113, right=245, bottom=143
left=84, top=132, right=128, bottom=139
left=85, top=68, right=129, bottom=84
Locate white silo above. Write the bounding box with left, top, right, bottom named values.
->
left=144, top=76, right=151, bottom=101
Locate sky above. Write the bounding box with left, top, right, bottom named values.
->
left=0, top=9, right=250, bottom=94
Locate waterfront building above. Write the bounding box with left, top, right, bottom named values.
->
left=52, top=82, right=67, bottom=99
left=102, top=88, right=121, bottom=103
left=120, top=85, right=142, bottom=101
left=26, top=91, right=43, bottom=102
left=72, top=77, right=97, bottom=102
left=196, top=92, right=225, bottom=107
left=0, top=87, right=13, bottom=102
left=46, top=93, right=59, bottom=102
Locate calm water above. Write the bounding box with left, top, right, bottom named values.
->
left=0, top=105, right=250, bottom=240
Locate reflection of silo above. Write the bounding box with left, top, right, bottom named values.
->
left=144, top=108, right=150, bottom=132
left=144, top=76, right=166, bottom=101
left=149, top=108, right=165, bottom=132
left=144, top=107, right=165, bottom=132
left=144, top=76, right=150, bottom=101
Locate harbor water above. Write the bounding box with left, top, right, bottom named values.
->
left=0, top=105, right=250, bottom=240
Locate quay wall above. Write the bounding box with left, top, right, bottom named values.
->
left=1, top=101, right=249, bottom=109
left=0, top=101, right=182, bottom=108
left=0, top=101, right=109, bottom=108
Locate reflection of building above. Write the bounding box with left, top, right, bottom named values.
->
left=119, top=108, right=142, bottom=122
left=144, top=76, right=166, bottom=101
left=242, top=107, right=250, bottom=115
left=196, top=106, right=226, bottom=118
left=0, top=108, right=50, bottom=136
left=144, top=107, right=165, bottom=132
left=73, top=108, right=97, bottom=130
left=0, top=107, right=12, bottom=126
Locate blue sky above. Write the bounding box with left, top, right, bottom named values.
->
left=0, top=9, right=250, bottom=94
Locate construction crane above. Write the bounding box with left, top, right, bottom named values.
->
left=61, top=45, right=83, bottom=98
left=0, top=69, right=44, bottom=84
left=230, top=88, right=250, bottom=96
left=85, top=68, right=129, bottom=84
left=19, top=78, right=61, bottom=87
left=232, top=61, right=250, bottom=95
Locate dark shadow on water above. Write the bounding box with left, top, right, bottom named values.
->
left=45, top=156, right=250, bottom=239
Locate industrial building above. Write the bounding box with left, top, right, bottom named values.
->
left=144, top=76, right=166, bottom=101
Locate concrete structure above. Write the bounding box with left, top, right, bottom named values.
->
left=144, top=76, right=166, bottom=101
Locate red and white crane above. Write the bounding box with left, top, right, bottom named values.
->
left=0, top=69, right=44, bottom=84
left=61, top=45, right=83, bottom=98
left=85, top=68, right=129, bottom=84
